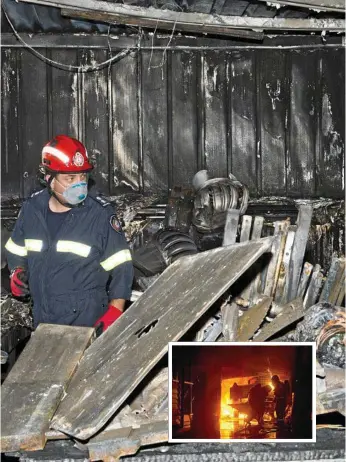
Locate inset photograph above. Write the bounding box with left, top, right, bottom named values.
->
left=169, top=342, right=315, bottom=442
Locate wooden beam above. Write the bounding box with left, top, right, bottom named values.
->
left=17, top=0, right=346, bottom=31
left=61, top=8, right=263, bottom=40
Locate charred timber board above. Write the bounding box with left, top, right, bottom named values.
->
left=222, top=208, right=240, bottom=246
left=88, top=420, right=168, bottom=462
left=274, top=225, right=297, bottom=305
left=61, top=8, right=264, bottom=40
left=254, top=298, right=304, bottom=342
left=1, top=324, right=94, bottom=452
left=239, top=215, right=252, bottom=243
left=287, top=205, right=313, bottom=302
left=319, top=256, right=341, bottom=302
left=19, top=1, right=345, bottom=31
left=221, top=303, right=239, bottom=342
left=304, top=264, right=323, bottom=308
left=237, top=296, right=273, bottom=341
left=328, top=257, right=345, bottom=305
left=51, top=237, right=274, bottom=440
left=297, top=262, right=314, bottom=299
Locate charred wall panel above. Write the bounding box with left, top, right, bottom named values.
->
left=1, top=39, right=344, bottom=200
left=19, top=50, right=49, bottom=197
left=229, top=50, right=257, bottom=194
left=1, top=49, right=21, bottom=197
left=82, top=49, right=110, bottom=192
left=141, top=51, right=169, bottom=192
left=111, top=51, right=139, bottom=192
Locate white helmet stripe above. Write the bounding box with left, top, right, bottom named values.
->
left=42, top=147, right=70, bottom=164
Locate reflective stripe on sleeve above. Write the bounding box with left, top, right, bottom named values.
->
left=56, top=240, right=91, bottom=258
left=5, top=238, right=28, bottom=257
left=25, top=239, right=43, bottom=252
left=100, top=249, right=132, bottom=271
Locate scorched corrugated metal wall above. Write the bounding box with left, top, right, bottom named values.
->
left=1, top=36, right=344, bottom=199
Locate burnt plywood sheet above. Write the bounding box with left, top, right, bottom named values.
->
left=51, top=237, right=274, bottom=440
left=1, top=324, right=94, bottom=452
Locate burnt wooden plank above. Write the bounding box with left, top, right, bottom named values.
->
left=288, top=52, right=317, bottom=197
left=142, top=51, right=169, bottom=192
left=229, top=51, right=257, bottom=192
left=1, top=383, right=64, bottom=453
left=111, top=52, right=139, bottom=191
left=171, top=51, right=198, bottom=187
left=88, top=420, right=168, bottom=462
left=259, top=50, right=288, bottom=196
left=263, top=221, right=290, bottom=297
left=248, top=216, right=265, bottom=303
left=287, top=204, right=313, bottom=301
left=221, top=303, right=239, bottom=342
left=20, top=49, right=48, bottom=197
left=51, top=237, right=274, bottom=439
left=317, top=49, right=345, bottom=197
left=304, top=265, right=323, bottom=309
left=203, top=51, right=227, bottom=177
left=274, top=225, right=297, bottom=304
left=82, top=49, right=109, bottom=193
left=237, top=296, right=272, bottom=341
left=1, top=324, right=94, bottom=452
left=1, top=48, right=21, bottom=198
left=255, top=298, right=304, bottom=342
left=328, top=257, right=345, bottom=305
left=50, top=50, right=79, bottom=139
left=319, top=255, right=340, bottom=302
left=222, top=208, right=240, bottom=246
left=251, top=216, right=264, bottom=240
left=240, top=215, right=252, bottom=242
left=297, top=262, right=314, bottom=299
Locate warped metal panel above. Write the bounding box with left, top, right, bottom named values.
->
left=51, top=237, right=274, bottom=439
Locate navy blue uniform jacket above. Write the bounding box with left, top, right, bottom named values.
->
left=5, top=189, right=134, bottom=327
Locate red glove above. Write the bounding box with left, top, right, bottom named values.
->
left=94, top=304, right=122, bottom=334
left=10, top=268, right=30, bottom=298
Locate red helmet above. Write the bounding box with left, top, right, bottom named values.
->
left=41, top=135, right=94, bottom=173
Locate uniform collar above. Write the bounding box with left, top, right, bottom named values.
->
left=29, top=187, right=92, bottom=214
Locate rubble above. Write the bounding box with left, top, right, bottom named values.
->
left=0, top=175, right=344, bottom=460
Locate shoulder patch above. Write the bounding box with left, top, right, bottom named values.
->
left=30, top=189, right=45, bottom=198
left=110, top=214, right=122, bottom=233
left=95, top=195, right=112, bottom=207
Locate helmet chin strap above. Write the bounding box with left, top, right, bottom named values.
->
left=47, top=176, right=84, bottom=209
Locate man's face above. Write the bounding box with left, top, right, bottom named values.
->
left=50, top=173, right=87, bottom=194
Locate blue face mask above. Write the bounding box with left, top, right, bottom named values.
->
left=54, top=179, right=88, bottom=205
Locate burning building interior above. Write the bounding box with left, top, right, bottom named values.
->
left=170, top=344, right=314, bottom=440
left=1, top=0, right=345, bottom=460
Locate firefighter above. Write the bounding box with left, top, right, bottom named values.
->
left=271, top=375, right=286, bottom=423
left=5, top=135, right=134, bottom=332
left=247, top=383, right=270, bottom=426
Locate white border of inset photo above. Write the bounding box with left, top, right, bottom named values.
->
left=168, top=341, right=316, bottom=443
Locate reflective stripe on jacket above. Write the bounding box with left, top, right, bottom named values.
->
left=5, top=189, right=134, bottom=327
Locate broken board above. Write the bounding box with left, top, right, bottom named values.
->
left=1, top=324, right=94, bottom=452
left=88, top=420, right=168, bottom=462
left=51, top=237, right=274, bottom=439
left=237, top=296, right=273, bottom=341
left=254, top=298, right=304, bottom=342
